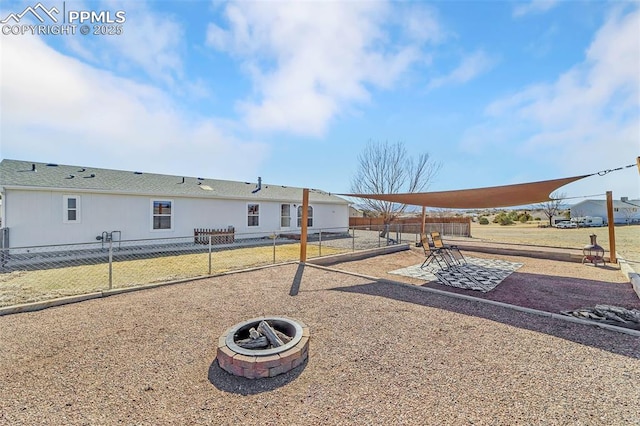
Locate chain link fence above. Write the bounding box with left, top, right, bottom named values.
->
left=0, top=223, right=462, bottom=308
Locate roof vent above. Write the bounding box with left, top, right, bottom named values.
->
left=84, top=173, right=96, bottom=178
left=178, top=177, right=185, bottom=184
left=251, top=177, right=262, bottom=194
left=66, top=174, right=75, bottom=179
left=46, top=163, right=58, bottom=167
left=78, top=168, right=86, bottom=172
left=134, top=171, right=143, bottom=175
left=31, top=163, right=37, bottom=172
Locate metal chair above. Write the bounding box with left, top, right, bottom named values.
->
left=430, top=232, right=466, bottom=266
left=420, top=233, right=451, bottom=269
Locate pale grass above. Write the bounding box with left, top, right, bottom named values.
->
left=0, top=243, right=347, bottom=307
left=468, top=222, right=640, bottom=263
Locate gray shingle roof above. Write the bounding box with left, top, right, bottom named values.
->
left=0, top=159, right=348, bottom=204
left=572, top=199, right=640, bottom=209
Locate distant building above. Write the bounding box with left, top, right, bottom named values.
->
left=570, top=197, right=640, bottom=224
left=349, top=206, right=365, bottom=217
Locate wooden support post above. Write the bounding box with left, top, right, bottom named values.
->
left=421, top=206, right=426, bottom=236
left=299, top=188, right=309, bottom=262
left=606, top=191, right=616, bottom=264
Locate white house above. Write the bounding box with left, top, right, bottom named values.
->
left=570, top=197, right=640, bottom=224
left=0, top=160, right=350, bottom=248
left=349, top=206, right=364, bottom=217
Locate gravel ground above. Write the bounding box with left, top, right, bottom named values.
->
left=1, top=256, right=639, bottom=425
left=332, top=247, right=640, bottom=315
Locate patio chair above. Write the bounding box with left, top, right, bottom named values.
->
left=430, top=232, right=466, bottom=266
left=420, top=233, right=451, bottom=270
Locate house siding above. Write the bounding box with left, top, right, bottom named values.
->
left=3, top=188, right=349, bottom=247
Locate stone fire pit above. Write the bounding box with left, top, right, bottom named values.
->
left=216, top=317, right=309, bottom=379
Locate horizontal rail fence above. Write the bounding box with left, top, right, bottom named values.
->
left=194, top=227, right=235, bottom=245
left=349, top=217, right=471, bottom=237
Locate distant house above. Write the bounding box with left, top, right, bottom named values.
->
left=349, top=206, right=364, bottom=217
left=570, top=197, right=640, bottom=224
left=0, top=160, right=349, bottom=248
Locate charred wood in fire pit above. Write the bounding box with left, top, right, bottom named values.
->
left=275, top=329, right=292, bottom=344
left=257, top=321, right=284, bottom=347
left=236, top=335, right=269, bottom=349
left=249, top=327, right=261, bottom=339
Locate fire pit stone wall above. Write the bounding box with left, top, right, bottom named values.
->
left=216, top=318, right=309, bottom=379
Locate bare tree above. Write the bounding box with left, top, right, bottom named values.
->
left=537, top=191, right=566, bottom=226
left=350, top=141, right=441, bottom=235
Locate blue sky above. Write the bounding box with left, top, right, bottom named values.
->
left=1, top=0, right=639, bottom=205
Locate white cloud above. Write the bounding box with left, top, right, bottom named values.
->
left=470, top=7, right=640, bottom=197
left=513, top=0, right=558, bottom=18
left=64, top=0, right=185, bottom=88
left=206, top=1, right=443, bottom=136
left=0, top=35, right=268, bottom=181
left=427, top=50, right=495, bottom=90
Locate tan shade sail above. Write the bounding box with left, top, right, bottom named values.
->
left=341, top=174, right=592, bottom=209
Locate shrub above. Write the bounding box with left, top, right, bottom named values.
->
left=493, top=211, right=516, bottom=225
left=498, top=217, right=514, bottom=226
left=518, top=213, right=532, bottom=223
left=478, top=217, right=489, bottom=225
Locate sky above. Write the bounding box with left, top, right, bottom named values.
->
left=1, top=0, right=639, bottom=206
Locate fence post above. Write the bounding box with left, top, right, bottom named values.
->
left=319, top=229, right=322, bottom=257
left=108, top=238, right=113, bottom=290
left=273, top=233, right=276, bottom=264
left=352, top=227, right=355, bottom=252
left=208, top=234, right=212, bottom=275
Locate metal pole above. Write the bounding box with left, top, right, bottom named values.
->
left=108, top=238, right=113, bottom=290
left=606, top=191, right=617, bottom=264
left=300, top=189, right=310, bottom=262
left=319, top=229, right=322, bottom=257
left=352, top=227, right=355, bottom=252
left=208, top=235, right=212, bottom=274
left=273, top=233, right=276, bottom=264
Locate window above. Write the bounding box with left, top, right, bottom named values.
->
left=297, top=205, right=313, bottom=227
left=63, top=195, right=80, bottom=223
left=248, top=203, right=259, bottom=227
left=152, top=200, right=173, bottom=230
left=280, top=204, right=291, bottom=228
